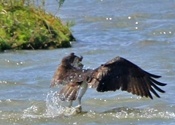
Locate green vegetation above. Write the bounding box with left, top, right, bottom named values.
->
left=0, top=0, right=75, bottom=51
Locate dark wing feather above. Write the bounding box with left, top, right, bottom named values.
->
left=88, top=56, right=166, bottom=99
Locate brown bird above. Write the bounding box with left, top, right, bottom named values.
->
left=51, top=53, right=166, bottom=112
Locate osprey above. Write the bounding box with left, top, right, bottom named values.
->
left=51, top=53, right=166, bottom=112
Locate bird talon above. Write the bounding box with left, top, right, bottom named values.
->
left=75, top=105, right=82, bottom=113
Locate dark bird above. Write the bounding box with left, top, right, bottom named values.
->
left=51, top=53, right=166, bottom=112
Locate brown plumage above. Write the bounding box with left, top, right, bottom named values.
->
left=51, top=53, right=167, bottom=110
left=51, top=53, right=84, bottom=87
left=88, top=56, right=166, bottom=99
left=58, top=82, right=80, bottom=101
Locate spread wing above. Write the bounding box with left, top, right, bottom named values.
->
left=51, top=65, right=83, bottom=86
left=88, top=56, right=166, bottom=99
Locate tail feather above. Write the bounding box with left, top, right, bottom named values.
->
left=59, top=83, right=80, bottom=101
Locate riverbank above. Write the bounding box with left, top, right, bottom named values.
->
left=0, top=1, right=75, bottom=51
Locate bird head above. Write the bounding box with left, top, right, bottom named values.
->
left=61, top=53, right=84, bottom=69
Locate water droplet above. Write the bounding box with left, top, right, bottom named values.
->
left=128, top=16, right=131, bottom=19
left=5, top=59, right=10, bottom=62
left=73, top=122, right=77, bottom=125
left=6, top=99, right=11, bottom=102
left=3, top=81, right=7, bottom=84
left=106, top=17, right=112, bottom=20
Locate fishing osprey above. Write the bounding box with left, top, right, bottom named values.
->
left=51, top=53, right=166, bottom=112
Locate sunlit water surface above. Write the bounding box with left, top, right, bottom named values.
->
left=0, top=0, right=175, bottom=125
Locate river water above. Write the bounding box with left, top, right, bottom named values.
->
left=0, top=0, right=175, bottom=125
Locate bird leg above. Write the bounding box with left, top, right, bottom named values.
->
left=75, top=82, right=88, bottom=112
left=68, top=100, right=73, bottom=107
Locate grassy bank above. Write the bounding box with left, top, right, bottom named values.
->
left=0, top=0, right=75, bottom=51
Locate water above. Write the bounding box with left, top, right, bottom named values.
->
left=0, top=0, right=175, bottom=124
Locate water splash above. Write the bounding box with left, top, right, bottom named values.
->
left=22, top=105, right=40, bottom=118
left=22, top=91, right=78, bottom=119
left=45, top=91, right=80, bottom=117
left=45, top=91, right=65, bottom=117
left=22, top=91, right=175, bottom=120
